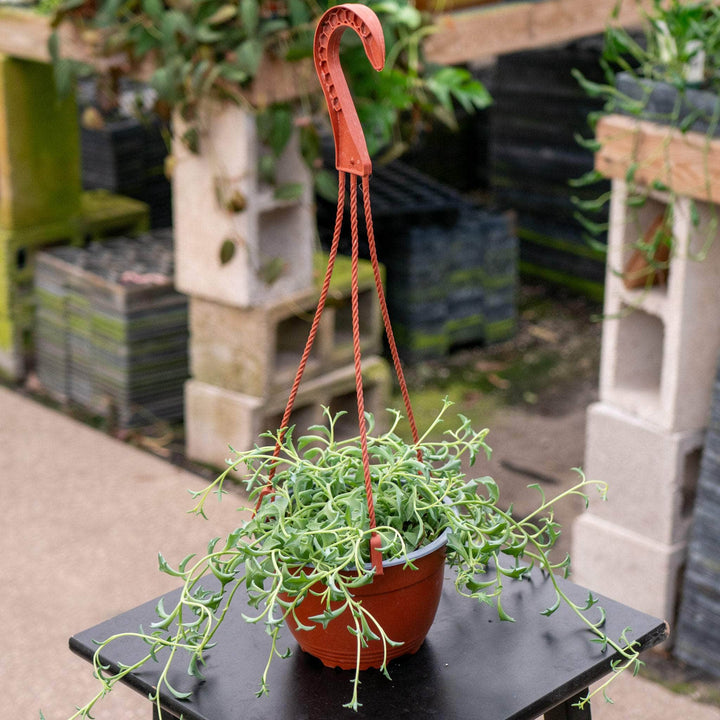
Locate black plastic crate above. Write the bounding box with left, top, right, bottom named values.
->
left=488, top=37, right=609, bottom=295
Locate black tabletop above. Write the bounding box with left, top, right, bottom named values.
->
left=70, top=568, right=667, bottom=720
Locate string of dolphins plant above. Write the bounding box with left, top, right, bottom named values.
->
left=55, top=399, right=643, bottom=718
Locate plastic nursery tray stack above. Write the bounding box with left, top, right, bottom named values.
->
left=318, top=160, right=517, bottom=363
left=35, top=229, right=188, bottom=428
left=77, top=79, right=172, bottom=229
left=488, top=36, right=609, bottom=296
left=676, top=358, right=720, bottom=677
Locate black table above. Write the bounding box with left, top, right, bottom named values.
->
left=70, top=568, right=668, bottom=720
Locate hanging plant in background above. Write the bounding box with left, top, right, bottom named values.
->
left=48, top=0, right=491, bottom=199
left=571, top=0, right=720, bottom=291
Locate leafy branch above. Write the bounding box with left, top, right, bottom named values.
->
left=572, top=0, right=720, bottom=285
left=48, top=0, right=491, bottom=196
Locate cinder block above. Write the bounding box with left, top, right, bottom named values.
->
left=185, top=356, right=391, bottom=468
left=189, top=293, right=331, bottom=399
left=571, top=513, right=684, bottom=623
left=601, top=182, right=720, bottom=432
left=172, top=102, right=314, bottom=307
left=189, top=254, right=382, bottom=397
left=0, top=56, right=82, bottom=230
left=584, top=402, right=703, bottom=545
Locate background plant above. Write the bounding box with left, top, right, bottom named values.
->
left=49, top=0, right=491, bottom=199
left=59, top=400, right=642, bottom=718
left=572, top=0, right=720, bottom=291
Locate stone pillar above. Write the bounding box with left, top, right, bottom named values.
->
left=171, top=102, right=389, bottom=466
left=171, top=102, right=314, bottom=307
left=571, top=179, right=720, bottom=624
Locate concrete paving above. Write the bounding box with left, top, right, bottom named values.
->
left=1, top=385, right=719, bottom=720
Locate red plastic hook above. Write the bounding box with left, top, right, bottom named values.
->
left=314, top=4, right=385, bottom=177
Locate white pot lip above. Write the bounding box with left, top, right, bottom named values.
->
left=367, top=526, right=450, bottom=570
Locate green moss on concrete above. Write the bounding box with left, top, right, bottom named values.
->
left=0, top=56, right=81, bottom=229
left=390, top=377, right=503, bottom=445
left=519, top=261, right=604, bottom=302
left=0, top=314, right=16, bottom=350
left=0, top=218, right=82, bottom=252
left=484, top=318, right=516, bottom=343
left=80, top=190, right=151, bottom=238
left=314, top=252, right=378, bottom=295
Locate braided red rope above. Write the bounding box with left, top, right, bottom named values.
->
left=254, top=172, right=346, bottom=511
left=256, top=171, right=388, bottom=574
left=362, top=176, right=422, bottom=462
left=349, top=175, right=383, bottom=573
left=258, top=5, right=417, bottom=574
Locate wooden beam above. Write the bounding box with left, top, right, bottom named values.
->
left=595, top=113, right=720, bottom=203
left=0, top=7, right=110, bottom=66
left=0, top=7, right=314, bottom=104
left=1, top=0, right=650, bottom=73
left=424, top=0, right=647, bottom=65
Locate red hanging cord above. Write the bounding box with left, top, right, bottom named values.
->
left=254, top=172, right=346, bottom=512
left=349, top=175, right=383, bottom=573
left=255, top=4, right=421, bottom=576
left=361, top=176, right=422, bottom=463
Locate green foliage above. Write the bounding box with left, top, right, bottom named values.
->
left=597, top=1, right=720, bottom=91
left=573, top=0, right=720, bottom=272
left=49, top=0, right=491, bottom=190
left=61, top=401, right=641, bottom=718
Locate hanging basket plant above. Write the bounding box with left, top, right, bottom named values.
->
left=64, top=400, right=639, bottom=717
left=56, top=7, right=649, bottom=719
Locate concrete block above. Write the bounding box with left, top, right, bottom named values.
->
left=601, top=182, right=720, bottom=432
left=571, top=513, right=685, bottom=624
left=172, top=102, right=314, bottom=307
left=584, top=402, right=704, bottom=545
left=0, top=56, right=82, bottom=230
left=185, top=356, right=391, bottom=468
left=188, top=255, right=382, bottom=397
left=189, top=293, right=330, bottom=399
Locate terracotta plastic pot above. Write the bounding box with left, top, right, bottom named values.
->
left=281, top=531, right=448, bottom=670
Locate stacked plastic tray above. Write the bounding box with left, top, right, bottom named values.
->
left=319, top=161, right=517, bottom=363
left=35, top=229, right=188, bottom=427
left=78, top=80, right=172, bottom=229
left=676, top=357, right=720, bottom=677
left=488, top=37, right=609, bottom=296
